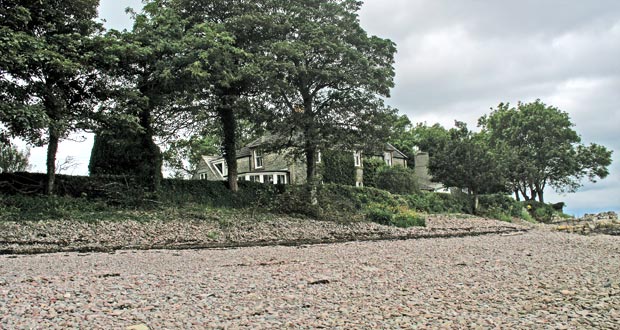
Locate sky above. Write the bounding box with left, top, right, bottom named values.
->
left=24, top=0, right=619, bottom=216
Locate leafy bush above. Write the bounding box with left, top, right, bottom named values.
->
left=321, top=150, right=355, bottom=186
left=392, top=206, right=426, bottom=227
left=477, top=193, right=523, bottom=221
left=479, top=194, right=522, bottom=217
left=364, top=203, right=425, bottom=228
left=404, top=192, right=470, bottom=214
left=373, top=165, right=419, bottom=195
left=362, top=157, right=385, bottom=188
left=366, top=203, right=393, bottom=225
left=523, top=200, right=555, bottom=223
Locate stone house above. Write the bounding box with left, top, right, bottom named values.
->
left=193, top=137, right=408, bottom=187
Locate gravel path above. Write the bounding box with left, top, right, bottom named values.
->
left=1, top=230, right=619, bottom=329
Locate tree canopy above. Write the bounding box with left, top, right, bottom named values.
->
left=429, top=121, right=505, bottom=213
left=261, top=0, right=397, bottom=182
left=479, top=100, right=612, bottom=202
left=0, top=0, right=107, bottom=193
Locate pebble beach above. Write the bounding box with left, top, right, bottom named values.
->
left=1, top=226, right=619, bottom=329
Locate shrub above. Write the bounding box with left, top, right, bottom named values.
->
left=477, top=194, right=523, bottom=221
left=362, top=157, right=385, bottom=188
left=523, top=200, right=555, bottom=223
left=364, top=203, right=425, bottom=228
left=321, top=150, right=355, bottom=186
left=366, top=203, right=393, bottom=225
left=373, top=165, right=419, bottom=195
left=392, top=206, right=426, bottom=227
left=404, top=192, right=470, bottom=214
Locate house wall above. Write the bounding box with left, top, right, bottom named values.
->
left=289, top=162, right=308, bottom=184
left=237, top=156, right=251, bottom=174
left=355, top=167, right=363, bottom=185
left=393, top=157, right=407, bottom=167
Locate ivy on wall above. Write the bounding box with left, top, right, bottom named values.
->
left=321, top=150, right=355, bottom=186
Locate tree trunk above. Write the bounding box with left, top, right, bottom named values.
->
left=529, top=185, right=536, bottom=201
left=305, top=143, right=318, bottom=205
left=514, top=189, right=520, bottom=201
left=536, top=183, right=544, bottom=203
left=472, top=191, right=479, bottom=215
left=219, top=98, right=238, bottom=192
left=45, top=125, right=60, bottom=195
left=139, top=108, right=162, bottom=192
left=301, top=96, right=317, bottom=205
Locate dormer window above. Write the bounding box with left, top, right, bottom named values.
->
left=354, top=151, right=362, bottom=167
left=213, top=160, right=228, bottom=176
left=254, top=150, right=263, bottom=169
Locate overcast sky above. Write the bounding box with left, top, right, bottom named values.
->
left=27, top=0, right=619, bottom=216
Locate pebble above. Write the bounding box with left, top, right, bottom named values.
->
left=0, top=230, right=618, bottom=328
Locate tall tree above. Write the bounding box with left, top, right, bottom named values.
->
left=96, top=0, right=234, bottom=190
left=263, top=0, right=397, bottom=187
left=480, top=100, right=612, bottom=202
left=171, top=0, right=282, bottom=192
left=429, top=122, right=505, bottom=213
left=0, top=0, right=107, bottom=194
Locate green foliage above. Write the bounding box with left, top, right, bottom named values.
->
left=0, top=0, right=110, bottom=193
left=321, top=150, right=355, bottom=186
left=0, top=142, right=29, bottom=173
left=478, top=194, right=522, bottom=219
left=89, top=129, right=163, bottom=187
left=362, top=157, right=385, bottom=188
left=373, top=165, right=419, bottom=195
left=429, top=121, right=506, bottom=213
left=404, top=192, right=471, bottom=214
left=388, top=119, right=450, bottom=159
left=523, top=200, right=556, bottom=223
left=480, top=100, right=613, bottom=202
left=365, top=203, right=425, bottom=228
left=365, top=203, right=393, bottom=225
left=261, top=0, right=397, bottom=182
left=520, top=208, right=535, bottom=223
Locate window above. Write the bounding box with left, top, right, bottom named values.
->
left=213, top=161, right=227, bottom=176
left=316, top=150, right=321, bottom=164
left=199, top=173, right=207, bottom=180
left=277, top=174, right=287, bottom=184
left=354, top=151, right=362, bottom=167
left=254, top=150, right=263, bottom=168
left=264, top=175, right=274, bottom=184
left=384, top=152, right=392, bottom=166
left=250, top=175, right=261, bottom=182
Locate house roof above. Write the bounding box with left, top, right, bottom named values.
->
left=385, top=143, right=408, bottom=159
left=201, top=155, right=224, bottom=180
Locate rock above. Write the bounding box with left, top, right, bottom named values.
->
left=126, top=324, right=149, bottom=330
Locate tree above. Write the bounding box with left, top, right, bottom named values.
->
left=170, top=0, right=283, bottom=192
left=263, top=0, right=397, bottom=190
left=386, top=114, right=416, bottom=166
left=1, top=0, right=107, bottom=194
left=0, top=141, right=29, bottom=173
left=96, top=0, right=235, bottom=190
left=480, top=100, right=612, bottom=202
left=429, top=122, right=505, bottom=213
left=387, top=117, right=451, bottom=166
